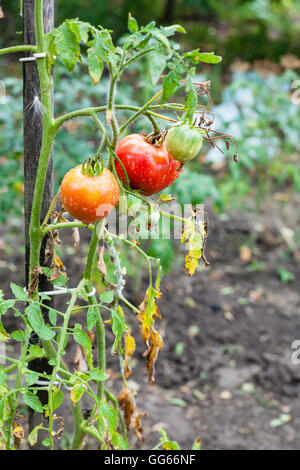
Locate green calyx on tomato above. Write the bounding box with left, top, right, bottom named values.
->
left=81, top=156, right=104, bottom=177
left=165, top=123, right=204, bottom=163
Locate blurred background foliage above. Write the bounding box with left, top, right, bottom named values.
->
left=1, top=0, right=300, bottom=272
left=2, top=0, right=300, bottom=65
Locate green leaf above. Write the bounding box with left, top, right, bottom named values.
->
left=99, top=400, right=118, bottom=436
left=90, top=369, right=109, bottom=382
left=28, top=345, right=44, bottom=359
left=197, top=52, right=222, bottom=64
left=147, top=48, right=167, bottom=86
left=162, top=70, right=181, bottom=102
left=169, top=397, right=187, bottom=407
left=26, top=302, right=55, bottom=340
left=151, top=29, right=170, bottom=51
left=87, top=305, right=98, bottom=330
left=26, top=302, right=43, bottom=333
left=87, top=46, right=104, bottom=85
left=10, top=283, right=27, bottom=301
left=111, top=432, right=130, bottom=450
left=42, top=438, right=51, bottom=447
left=100, top=290, right=114, bottom=304
left=111, top=308, right=127, bottom=354
left=73, top=328, right=92, bottom=353
left=54, top=22, right=80, bottom=71
left=67, top=20, right=90, bottom=44
left=37, top=324, right=55, bottom=341
left=0, top=367, right=7, bottom=386
left=28, top=424, right=42, bottom=447
left=185, top=74, right=198, bottom=123
left=0, top=299, right=15, bottom=316
left=52, top=388, right=64, bottom=411
left=277, top=267, right=295, bottom=284
left=26, top=372, right=39, bottom=387
left=23, top=392, right=44, bottom=413
left=128, top=13, right=139, bottom=33
left=49, top=309, right=57, bottom=326
left=163, top=24, right=186, bottom=35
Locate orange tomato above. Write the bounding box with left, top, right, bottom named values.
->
left=60, top=165, right=119, bottom=224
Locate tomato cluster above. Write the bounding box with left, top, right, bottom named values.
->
left=61, top=125, right=202, bottom=224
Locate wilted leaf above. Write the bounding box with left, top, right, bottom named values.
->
left=117, top=388, right=146, bottom=442
left=137, top=286, right=161, bottom=343
left=144, top=329, right=163, bottom=388
left=97, top=243, right=107, bottom=281
left=118, top=388, right=134, bottom=431
left=0, top=321, right=11, bottom=342
left=13, top=420, right=24, bottom=449
left=192, top=437, right=202, bottom=450
left=123, top=331, right=136, bottom=379
left=74, top=344, right=88, bottom=372
left=28, top=424, right=42, bottom=447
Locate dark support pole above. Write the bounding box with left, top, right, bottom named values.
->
left=23, top=0, right=54, bottom=449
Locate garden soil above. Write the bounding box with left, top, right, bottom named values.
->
left=1, top=208, right=300, bottom=450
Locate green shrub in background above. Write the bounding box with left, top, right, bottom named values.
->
left=206, top=69, right=300, bottom=209
left=2, top=1, right=300, bottom=66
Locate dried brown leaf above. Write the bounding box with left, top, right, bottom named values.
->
left=72, top=227, right=80, bottom=252
left=144, top=329, right=163, bottom=388
left=74, top=344, right=88, bottom=372
left=97, top=242, right=107, bottom=281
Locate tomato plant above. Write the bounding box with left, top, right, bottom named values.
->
left=0, top=0, right=234, bottom=451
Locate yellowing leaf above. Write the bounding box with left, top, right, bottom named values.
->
left=137, top=287, right=161, bottom=343
left=12, top=425, right=24, bottom=439
left=123, top=331, right=136, bottom=379
left=181, top=216, right=208, bottom=276
left=70, top=383, right=85, bottom=403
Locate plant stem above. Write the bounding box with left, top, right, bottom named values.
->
left=83, top=222, right=106, bottom=400
left=47, top=280, right=86, bottom=450
left=0, top=45, right=37, bottom=56
left=5, top=325, right=31, bottom=449
left=119, top=90, right=163, bottom=134
left=106, top=74, right=119, bottom=149
left=28, top=0, right=55, bottom=293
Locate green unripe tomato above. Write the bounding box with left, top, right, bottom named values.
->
left=165, top=124, right=203, bottom=163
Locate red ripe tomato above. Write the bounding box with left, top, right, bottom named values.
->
left=115, top=134, right=182, bottom=196
left=60, top=165, right=119, bottom=224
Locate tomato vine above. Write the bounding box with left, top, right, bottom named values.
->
left=0, top=0, right=235, bottom=450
